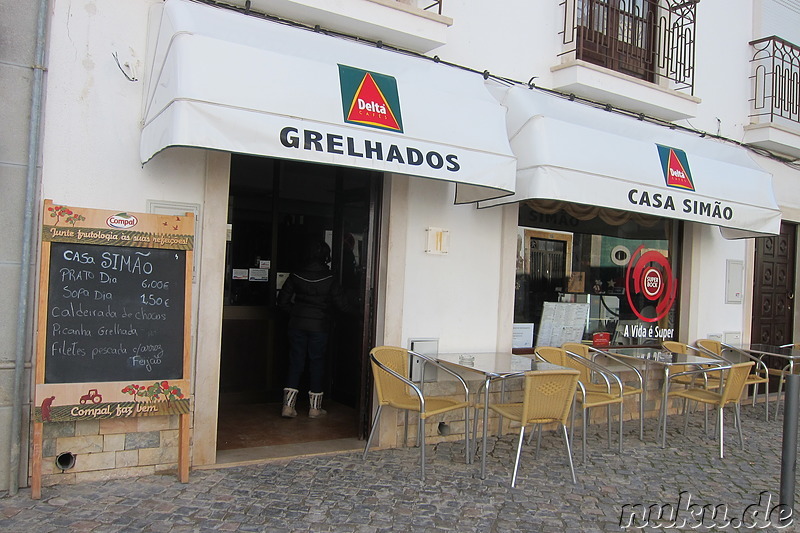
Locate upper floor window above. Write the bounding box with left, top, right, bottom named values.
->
left=561, top=0, right=697, bottom=94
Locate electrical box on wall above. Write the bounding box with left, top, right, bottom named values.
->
left=725, top=260, right=744, bottom=304
left=409, top=338, right=439, bottom=382
left=724, top=331, right=742, bottom=345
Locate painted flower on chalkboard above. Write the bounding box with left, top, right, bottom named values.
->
left=142, top=381, right=184, bottom=406
left=48, top=205, right=86, bottom=226
left=122, top=382, right=184, bottom=406
left=121, top=383, right=146, bottom=402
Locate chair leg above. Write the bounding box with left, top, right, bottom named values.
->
left=718, top=407, right=724, bottom=459
left=775, top=373, right=786, bottom=420
left=561, top=424, right=577, bottom=484
left=582, top=408, right=587, bottom=463
left=535, top=424, right=543, bottom=458
left=606, top=405, right=612, bottom=449
left=569, top=396, right=576, bottom=447
left=419, top=418, right=426, bottom=481
left=638, top=393, right=644, bottom=441
left=618, top=403, right=623, bottom=454
left=463, top=406, right=470, bottom=464
left=511, top=426, right=525, bottom=488
left=404, top=410, right=409, bottom=447
left=735, top=404, right=744, bottom=450
left=362, top=405, right=383, bottom=459
left=682, top=398, right=690, bottom=434
left=471, top=407, right=480, bottom=459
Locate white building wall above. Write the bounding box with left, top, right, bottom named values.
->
left=40, top=0, right=206, bottom=211
left=399, top=178, right=506, bottom=353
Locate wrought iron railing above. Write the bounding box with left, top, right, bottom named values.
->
left=423, top=0, right=442, bottom=14
left=395, top=0, right=442, bottom=15
left=559, top=0, right=697, bottom=94
left=750, top=36, right=800, bottom=126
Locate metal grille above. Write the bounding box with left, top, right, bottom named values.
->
left=750, top=36, right=800, bottom=126
left=560, top=0, right=697, bottom=94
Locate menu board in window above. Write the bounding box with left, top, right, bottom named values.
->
left=535, top=302, right=589, bottom=348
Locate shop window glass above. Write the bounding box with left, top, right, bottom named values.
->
left=515, top=201, right=681, bottom=348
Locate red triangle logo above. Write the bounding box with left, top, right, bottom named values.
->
left=346, top=73, right=401, bottom=131
left=666, top=150, right=693, bottom=190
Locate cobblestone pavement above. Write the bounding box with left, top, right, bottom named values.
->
left=2, top=402, right=799, bottom=532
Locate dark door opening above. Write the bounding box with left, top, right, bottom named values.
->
left=216, top=155, right=380, bottom=453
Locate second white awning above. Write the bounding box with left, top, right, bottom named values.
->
left=480, top=86, right=782, bottom=237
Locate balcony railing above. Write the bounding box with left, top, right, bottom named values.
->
left=750, top=36, right=800, bottom=126
left=560, top=0, right=697, bottom=94
left=423, top=0, right=442, bottom=14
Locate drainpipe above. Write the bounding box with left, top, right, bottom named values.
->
left=8, top=0, right=49, bottom=496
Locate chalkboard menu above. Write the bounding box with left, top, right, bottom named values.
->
left=44, top=242, right=186, bottom=383
left=30, top=201, right=195, bottom=494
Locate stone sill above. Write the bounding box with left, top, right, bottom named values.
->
left=366, top=0, right=453, bottom=26
left=743, top=121, right=800, bottom=160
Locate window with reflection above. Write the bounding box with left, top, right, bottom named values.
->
left=516, top=200, right=681, bottom=347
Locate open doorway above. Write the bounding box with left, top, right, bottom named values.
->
left=216, top=155, right=380, bottom=456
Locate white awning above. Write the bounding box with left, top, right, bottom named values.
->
left=141, top=0, right=516, bottom=204
left=480, top=86, right=782, bottom=237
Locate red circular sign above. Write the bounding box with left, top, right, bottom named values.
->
left=625, top=245, right=677, bottom=323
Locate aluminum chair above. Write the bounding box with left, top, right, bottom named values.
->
left=483, top=368, right=581, bottom=487
left=562, top=342, right=645, bottom=440
left=768, top=343, right=800, bottom=419
left=666, top=362, right=754, bottom=458
left=534, top=346, right=624, bottom=462
left=695, top=339, right=770, bottom=420
left=362, top=346, right=471, bottom=481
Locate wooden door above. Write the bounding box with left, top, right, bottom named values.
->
left=752, top=222, right=796, bottom=346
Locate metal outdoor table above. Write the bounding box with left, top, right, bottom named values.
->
left=598, top=346, right=730, bottom=447
left=435, top=352, right=565, bottom=479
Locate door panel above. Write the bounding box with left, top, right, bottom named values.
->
left=752, top=222, right=796, bottom=376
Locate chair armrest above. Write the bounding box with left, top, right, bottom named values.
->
left=586, top=347, right=644, bottom=389
left=409, top=351, right=471, bottom=401
left=667, top=364, right=731, bottom=390
left=564, top=350, right=624, bottom=397
left=719, top=342, right=771, bottom=377
left=369, top=353, right=426, bottom=408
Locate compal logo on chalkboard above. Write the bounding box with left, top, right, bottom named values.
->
left=106, top=213, right=138, bottom=229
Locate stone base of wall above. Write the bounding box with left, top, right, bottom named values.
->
left=35, top=415, right=184, bottom=487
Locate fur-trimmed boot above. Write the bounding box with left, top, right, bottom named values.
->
left=281, top=387, right=298, bottom=418
left=308, top=391, right=327, bottom=418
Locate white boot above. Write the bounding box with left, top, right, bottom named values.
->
left=282, top=388, right=298, bottom=418
left=309, top=391, right=327, bottom=418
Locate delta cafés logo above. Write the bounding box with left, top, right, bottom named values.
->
left=338, top=65, right=403, bottom=133
left=657, top=144, right=694, bottom=191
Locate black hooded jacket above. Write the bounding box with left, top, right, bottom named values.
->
left=278, top=261, right=347, bottom=332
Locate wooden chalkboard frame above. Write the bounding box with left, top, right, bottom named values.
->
left=31, top=200, right=195, bottom=498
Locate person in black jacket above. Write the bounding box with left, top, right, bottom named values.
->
left=278, top=240, right=346, bottom=418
